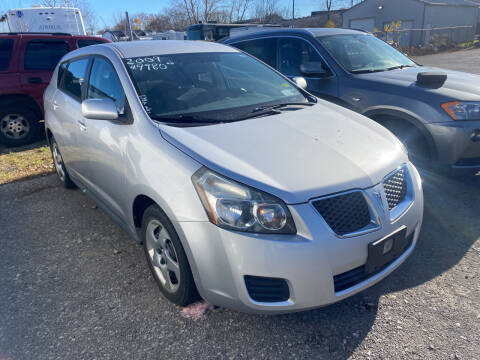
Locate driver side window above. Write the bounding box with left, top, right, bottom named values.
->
left=87, top=58, right=126, bottom=115
left=278, top=38, right=328, bottom=77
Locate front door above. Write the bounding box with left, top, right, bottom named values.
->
left=276, top=37, right=339, bottom=102
left=75, top=56, right=129, bottom=220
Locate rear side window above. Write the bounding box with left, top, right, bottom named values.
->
left=77, top=39, right=106, bottom=48
left=24, top=40, right=70, bottom=70
left=60, top=58, right=89, bottom=100
left=57, top=62, right=68, bottom=87
left=234, top=38, right=277, bottom=68
left=0, top=39, right=14, bottom=71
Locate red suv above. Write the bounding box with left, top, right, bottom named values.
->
left=0, top=33, right=109, bottom=146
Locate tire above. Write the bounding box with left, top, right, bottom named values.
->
left=142, top=205, right=198, bottom=306
left=50, top=137, right=76, bottom=189
left=0, top=106, right=41, bottom=147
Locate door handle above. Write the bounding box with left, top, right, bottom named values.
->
left=77, top=119, right=87, bottom=131
left=52, top=101, right=60, bottom=110
left=27, top=77, right=42, bottom=84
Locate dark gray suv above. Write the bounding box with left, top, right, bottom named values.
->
left=222, top=28, right=480, bottom=173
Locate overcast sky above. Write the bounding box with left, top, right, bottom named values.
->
left=1, top=0, right=327, bottom=28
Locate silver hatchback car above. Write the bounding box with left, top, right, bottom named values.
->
left=44, top=41, right=423, bottom=314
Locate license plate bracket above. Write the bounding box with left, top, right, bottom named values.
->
left=365, top=228, right=407, bottom=274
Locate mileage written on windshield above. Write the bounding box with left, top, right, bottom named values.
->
left=125, top=56, right=175, bottom=71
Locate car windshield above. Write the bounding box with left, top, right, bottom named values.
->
left=123, top=52, right=309, bottom=123
left=318, top=34, right=416, bottom=74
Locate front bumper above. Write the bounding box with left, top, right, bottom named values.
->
left=426, top=120, right=480, bottom=169
left=176, top=164, right=424, bottom=314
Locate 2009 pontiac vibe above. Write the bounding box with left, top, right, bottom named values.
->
left=44, top=40, right=423, bottom=314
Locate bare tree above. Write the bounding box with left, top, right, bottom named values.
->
left=227, top=0, right=253, bottom=23
left=40, top=0, right=60, bottom=6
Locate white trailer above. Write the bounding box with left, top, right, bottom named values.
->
left=4, top=7, right=86, bottom=35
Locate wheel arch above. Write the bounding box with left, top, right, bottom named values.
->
left=363, top=106, right=438, bottom=161
left=131, top=193, right=204, bottom=294
left=0, top=94, right=43, bottom=120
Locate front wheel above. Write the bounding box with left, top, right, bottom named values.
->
left=142, top=205, right=198, bottom=306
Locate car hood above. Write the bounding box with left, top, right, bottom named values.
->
left=159, top=102, right=407, bottom=204
left=359, top=66, right=480, bottom=100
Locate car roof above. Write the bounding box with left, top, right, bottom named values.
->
left=109, top=40, right=238, bottom=58
left=222, top=27, right=367, bottom=43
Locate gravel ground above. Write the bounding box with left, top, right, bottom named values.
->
left=412, top=48, right=480, bottom=74
left=0, top=171, right=479, bottom=360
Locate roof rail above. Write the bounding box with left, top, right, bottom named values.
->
left=1, top=32, right=73, bottom=36
left=348, top=28, right=370, bottom=33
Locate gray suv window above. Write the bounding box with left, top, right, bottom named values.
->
left=61, top=58, right=89, bottom=100
left=87, top=58, right=125, bottom=115
left=234, top=38, right=277, bottom=68
left=278, top=38, right=326, bottom=77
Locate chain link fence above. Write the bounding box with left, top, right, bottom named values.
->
left=374, top=25, right=476, bottom=53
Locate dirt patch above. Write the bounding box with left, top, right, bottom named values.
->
left=0, top=141, right=54, bottom=184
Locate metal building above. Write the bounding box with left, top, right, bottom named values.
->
left=342, top=0, right=479, bottom=46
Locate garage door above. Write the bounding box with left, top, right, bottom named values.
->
left=350, top=18, right=375, bottom=32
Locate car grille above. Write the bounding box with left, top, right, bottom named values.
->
left=244, top=276, right=290, bottom=302
left=312, top=191, right=372, bottom=236
left=333, top=232, right=414, bottom=292
left=383, top=168, right=408, bottom=210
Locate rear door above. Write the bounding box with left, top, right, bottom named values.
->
left=350, top=18, right=375, bottom=32
left=51, top=56, right=90, bottom=172
left=20, top=38, right=70, bottom=113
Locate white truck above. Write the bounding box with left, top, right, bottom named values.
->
left=2, top=7, right=86, bottom=35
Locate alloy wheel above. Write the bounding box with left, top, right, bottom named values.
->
left=52, top=142, right=66, bottom=182
left=145, top=219, right=181, bottom=293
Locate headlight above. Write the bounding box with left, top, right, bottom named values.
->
left=441, top=101, right=480, bottom=121
left=192, top=167, right=296, bottom=234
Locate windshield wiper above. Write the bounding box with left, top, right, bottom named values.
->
left=352, top=64, right=415, bottom=74
left=239, top=102, right=316, bottom=120
left=351, top=68, right=388, bottom=74
left=386, top=64, right=415, bottom=71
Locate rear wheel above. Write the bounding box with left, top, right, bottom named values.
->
left=50, top=137, right=76, bottom=189
left=142, top=205, right=198, bottom=306
left=0, top=106, right=41, bottom=147
left=373, top=116, right=431, bottom=167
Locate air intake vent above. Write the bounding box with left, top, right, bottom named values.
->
left=384, top=168, right=408, bottom=210
left=244, top=275, right=289, bottom=302
left=312, top=191, right=372, bottom=236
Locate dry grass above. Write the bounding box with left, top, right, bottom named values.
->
left=0, top=141, right=54, bottom=184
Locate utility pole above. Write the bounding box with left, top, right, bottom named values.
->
left=125, top=11, right=133, bottom=41
left=292, top=0, right=295, bottom=27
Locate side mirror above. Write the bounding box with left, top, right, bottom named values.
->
left=292, top=76, right=307, bottom=89
left=300, top=62, right=328, bottom=77
left=81, top=98, right=118, bottom=120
